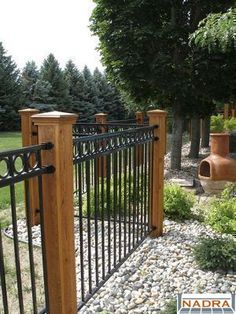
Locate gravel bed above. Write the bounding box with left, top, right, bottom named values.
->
left=5, top=142, right=236, bottom=313
left=79, top=219, right=236, bottom=314
left=164, top=142, right=210, bottom=182
left=5, top=216, right=150, bottom=302
left=5, top=218, right=236, bottom=313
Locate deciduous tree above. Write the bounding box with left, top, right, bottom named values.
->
left=90, top=1, right=233, bottom=169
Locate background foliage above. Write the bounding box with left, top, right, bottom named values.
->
left=0, top=42, right=127, bottom=131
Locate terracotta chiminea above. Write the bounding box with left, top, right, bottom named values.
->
left=199, top=133, right=236, bottom=194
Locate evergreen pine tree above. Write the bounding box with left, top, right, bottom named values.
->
left=93, top=69, right=126, bottom=120
left=81, top=66, right=96, bottom=121
left=64, top=60, right=82, bottom=114
left=93, top=68, right=106, bottom=113
left=39, top=54, right=70, bottom=111
left=0, top=42, right=23, bottom=131
left=21, top=61, right=39, bottom=105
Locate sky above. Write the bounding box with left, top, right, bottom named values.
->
left=0, top=0, right=103, bottom=71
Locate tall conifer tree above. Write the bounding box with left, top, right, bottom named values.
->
left=0, top=42, right=22, bottom=130
left=40, top=54, right=70, bottom=111
left=21, top=61, right=39, bottom=104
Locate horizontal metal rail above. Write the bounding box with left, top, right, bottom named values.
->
left=73, top=123, right=147, bottom=138
left=0, top=142, right=54, bottom=188
left=73, top=126, right=156, bottom=163
left=0, top=142, right=53, bottom=314
left=107, top=118, right=137, bottom=123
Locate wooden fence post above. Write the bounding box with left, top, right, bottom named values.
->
left=147, top=109, right=167, bottom=237
left=32, top=111, right=78, bottom=314
left=19, top=108, right=40, bottom=225
left=232, top=108, right=236, bottom=118
left=224, top=103, right=230, bottom=119
left=135, top=111, right=145, bottom=124
left=95, top=113, right=108, bottom=177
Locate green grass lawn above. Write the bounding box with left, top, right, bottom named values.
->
left=0, top=132, right=24, bottom=226
left=0, top=132, right=22, bottom=152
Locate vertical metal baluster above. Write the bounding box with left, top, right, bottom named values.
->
left=128, top=146, right=132, bottom=252
left=123, top=147, right=128, bottom=257
left=24, top=179, right=38, bottom=313
left=113, top=150, right=117, bottom=267
left=118, top=148, right=122, bottom=262
left=107, top=154, right=111, bottom=273
left=9, top=156, right=24, bottom=313
left=37, top=160, right=49, bottom=312
left=82, top=143, right=85, bottom=194
left=91, top=154, right=94, bottom=187
left=94, top=142, right=99, bottom=287
left=74, top=141, right=78, bottom=195
left=140, top=143, right=144, bottom=237
left=148, top=141, right=152, bottom=232
left=0, top=222, right=9, bottom=314
left=144, top=142, right=148, bottom=235
left=136, top=141, right=140, bottom=243
left=101, top=154, right=105, bottom=280
left=78, top=159, right=85, bottom=301
left=86, top=149, right=92, bottom=294
left=24, top=152, right=38, bottom=313
left=132, top=146, right=137, bottom=249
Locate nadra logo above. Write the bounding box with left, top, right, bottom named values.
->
left=177, top=293, right=236, bottom=313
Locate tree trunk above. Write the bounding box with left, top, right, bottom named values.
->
left=170, top=112, right=183, bottom=170
left=201, top=115, right=210, bottom=148
left=189, top=116, right=200, bottom=158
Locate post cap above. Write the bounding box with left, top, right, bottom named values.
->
left=32, top=111, right=78, bottom=125
left=147, top=109, right=167, bottom=117
left=19, top=108, right=40, bottom=115
left=95, top=113, right=108, bottom=117
left=135, top=111, right=145, bottom=116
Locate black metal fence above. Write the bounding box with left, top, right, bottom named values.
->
left=0, top=143, right=54, bottom=314
left=73, top=126, right=155, bottom=309
left=73, top=122, right=146, bottom=138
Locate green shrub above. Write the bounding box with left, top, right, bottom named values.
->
left=210, top=114, right=224, bottom=132
left=164, top=183, right=195, bottom=220
left=193, top=237, right=236, bottom=271
left=206, top=184, right=236, bottom=234
left=210, top=114, right=236, bottom=133
left=160, top=299, right=177, bottom=314
left=80, top=174, right=144, bottom=217
left=82, top=178, right=125, bottom=217
left=224, top=116, right=236, bottom=132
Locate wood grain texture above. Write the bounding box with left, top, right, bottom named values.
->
left=147, top=110, right=167, bottom=237
left=32, top=111, right=78, bottom=314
